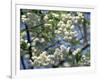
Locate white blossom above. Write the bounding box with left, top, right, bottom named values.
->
left=77, top=12, right=84, bottom=18
left=66, top=47, right=70, bottom=53
left=27, top=12, right=32, bottom=16
left=42, top=51, right=48, bottom=55
left=82, top=55, right=86, bottom=60
left=52, top=13, right=59, bottom=18
left=73, top=50, right=78, bottom=55
left=32, top=41, right=36, bottom=46
left=57, top=21, right=64, bottom=27
left=66, top=24, right=71, bottom=29
left=63, top=28, right=67, bottom=32
left=75, top=16, right=80, bottom=21
left=43, top=15, right=49, bottom=21
left=40, top=38, right=45, bottom=43
left=34, top=38, right=39, bottom=42
left=22, top=15, right=26, bottom=18
left=74, top=19, right=78, bottom=24
left=70, top=25, right=75, bottom=29
left=32, top=47, right=37, bottom=52
left=68, top=36, right=72, bottom=40
left=73, top=48, right=81, bottom=55
left=64, top=36, right=68, bottom=40
left=67, top=13, right=72, bottom=19
left=49, top=19, right=53, bottom=22
left=64, top=31, right=69, bottom=35
left=48, top=55, right=54, bottom=59
left=61, top=23, right=66, bottom=27
left=56, top=30, right=62, bottom=34
left=67, top=20, right=72, bottom=25
left=24, top=40, right=28, bottom=43
left=31, top=56, right=38, bottom=60
left=44, top=23, right=52, bottom=27
left=58, top=27, right=63, bottom=31
left=27, top=43, right=30, bottom=47
left=60, top=45, right=66, bottom=51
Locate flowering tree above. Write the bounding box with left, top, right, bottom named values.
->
left=20, top=9, right=90, bottom=69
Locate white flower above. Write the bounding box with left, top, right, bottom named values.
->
left=61, top=13, right=66, bottom=17
left=64, top=36, right=68, bottom=40
left=52, top=13, right=59, bottom=18
left=70, top=25, right=75, bottom=29
left=32, top=47, right=37, bottom=52
left=82, top=55, right=86, bottom=58
left=37, top=56, right=42, bottom=60
left=22, top=18, right=27, bottom=22
left=75, top=16, right=80, bottom=21
left=60, top=45, right=66, bottom=52
left=54, top=30, right=58, bottom=33
left=42, top=51, right=47, bottom=55
left=63, top=28, right=67, bottom=32
left=44, top=15, right=49, bottom=21
left=29, top=59, right=33, bottom=64
left=60, top=45, right=66, bottom=49
left=81, top=19, right=84, bottom=23
left=66, top=47, right=70, bottom=53
left=57, top=21, right=64, bottom=27
left=39, top=51, right=48, bottom=61
left=64, top=31, right=69, bottom=35
left=61, top=13, right=68, bottom=21
left=32, top=41, right=36, bottom=46
left=67, top=20, right=72, bottom=25
left=73, top=48, right=81, bottom=55
left=61, top=17, right=66, bottom=21
left=68, top=36, right=72, bottom=40
left=34, top=38, right=39, bottom=42
left=77, top=12, right=83, bottom=18
left=27, top=43, right=30, bottom=47
left=24, top=40, right=28, bottom=43
left=58, top=27, right=63, bottom=31
left=72, top=16, right=76, bottom=21
left=48, top=55, right=55, bottom=59
left=54, top=48, right=61, bottom=56
left=74, top=19, right=78, bottom=24
left=49, top=19, right=53, bottom=22
left=32, top=52, right=35, bottom=56
left=55, top=48, right=61, bottom=52
left=82, top=55, right=86, bottom=60
left=27, top=12, right=32, bottom=16
left=66, top=24, right=71, bottom=29
left=67, top=13, right=72, bottom=19
left=40, top=38, right=45, bottom=43
left=57, top=30, right=62, bottom=34
left=76, top=48, right=81, bottom=52
left=73, top=50, right=78, bottom=55
left=61, top=23, right=66, bottom=28
left=22, top=15, right=26, bottom=18
left=44, top=23, right=52, bottom=27
left=21, top=15, right=27, bottom=22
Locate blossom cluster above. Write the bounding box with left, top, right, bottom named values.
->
left=20, top=10, right=90, bottom=68
left=28, top=45, right=72, bottom=67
